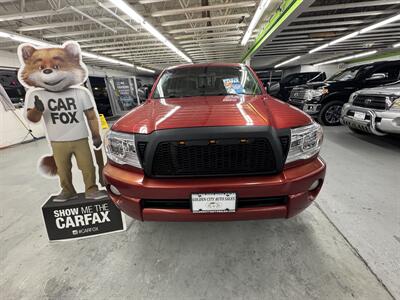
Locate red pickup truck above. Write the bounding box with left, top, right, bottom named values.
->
left=103, top=63, right=326, bottom=221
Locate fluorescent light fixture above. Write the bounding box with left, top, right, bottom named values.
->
left=329, top=31, right=359, bottom=46
left=137, top=66, right=155, bottom=73
left=97, top=1, right=138, bottom=32
left=314, top=50, right=377, bottom=67
left=393, top=42, right=400, bottom=48
left=309, top=13, right=400, bottom=54
left=0, top=31, right=11, bottom=38
left=0, top=30, right=155, bottom=73
left=274, top=56, right=301, bottom=68
left=360, top=13, right=400, bottom=34
left=309, top=44, right=329, bottom=54
left=309, top=32, right=360, bottom=54
left=109, top=0, right=192, bottom=63
left=241, top=0, right=271, bottom=46
left=109, top=0, right=144, bottom=23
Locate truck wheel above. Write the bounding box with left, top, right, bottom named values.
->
left=318, top=101, right=343, bottom=126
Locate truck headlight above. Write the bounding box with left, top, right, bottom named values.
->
left=286, top=123, right=323, bottom=164
left=390, top=98, right=400, bottom=111
left=348, top=92, right=358, bottom=103
left=104, top=130, right=142, bottom=168
left=306, top=87, right=328, bottom=102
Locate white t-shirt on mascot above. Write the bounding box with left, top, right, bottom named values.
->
left=25, top=87, right=95, bottom=142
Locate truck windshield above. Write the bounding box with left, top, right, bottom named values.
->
left=328, top=67, right=362, bottom=82
left=152, top=66, right=262, bottom=99
left=328, top=65, right=374, bottom=82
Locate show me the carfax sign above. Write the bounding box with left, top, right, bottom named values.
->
left=42, top=193, right=125, bottom=241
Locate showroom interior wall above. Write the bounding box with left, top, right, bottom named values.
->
left=0, top=50, right=135, bottom=148
left=301, top=64, right=342, bottom=78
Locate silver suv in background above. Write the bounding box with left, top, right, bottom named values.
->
left=341, top=82, right=400, bottom=136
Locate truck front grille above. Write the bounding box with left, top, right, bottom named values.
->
left=290, top=89, right=308, bottom=100
left=353, top=95, right=387, bottom=110
left=151, top=138, right=277, bottom=177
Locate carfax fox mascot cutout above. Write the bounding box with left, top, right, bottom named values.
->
left=18, top=41, right=107, bottom=202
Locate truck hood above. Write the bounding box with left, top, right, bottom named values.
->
left=298, top=80, right=356, bottom=91
left=112, top=95, right=312, bottom=134
left=356, top=83, right=400, bottom=96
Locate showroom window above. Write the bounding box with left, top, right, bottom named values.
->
left=0, top=68, right=25, bottom=108
left=89, top=76, right=113, bottom=117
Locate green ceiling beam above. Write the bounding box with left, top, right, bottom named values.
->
left=241, top=0, right=304, bottom=62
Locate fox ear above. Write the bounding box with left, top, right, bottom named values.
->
left=20, top=45, right=36, bottom=62
left=63, top=42, right=81, bottom=60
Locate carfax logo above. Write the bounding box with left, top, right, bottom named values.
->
left=53, top=203, right=111, bottom=230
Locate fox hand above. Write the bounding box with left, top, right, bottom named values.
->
left=92, top=135, right=102, bottom=150
left=34, top=95, right=44, bottom=112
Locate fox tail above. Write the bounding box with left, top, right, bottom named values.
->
left=38, top=155, right=58, bottom=177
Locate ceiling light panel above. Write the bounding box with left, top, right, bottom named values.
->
left=0, top=30, right=155, bottom=73
left=109, top=0, right=192, bottom=63
left=274, top=56, right=301, bottom=68
left=313, top=51, right=377, bottom=66
left=309, top=13, right=400, bottom=54
left=241, top=0, right=272, bottom=46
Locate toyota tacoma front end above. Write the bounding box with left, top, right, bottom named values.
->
left=103, top=64, right=326, bottom=221
left=341, top=82, right=400, bottom=135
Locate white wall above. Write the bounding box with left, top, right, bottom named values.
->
left=281, top=66, right=301, bottom=78
left=300, top=64, right=343, bottom=78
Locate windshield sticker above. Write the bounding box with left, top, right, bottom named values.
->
left=223, top=78, right=244, bottom=94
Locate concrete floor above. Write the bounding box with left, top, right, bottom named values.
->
left=0, top=126, right=398, bottom=300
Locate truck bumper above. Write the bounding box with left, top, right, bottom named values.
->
left=288, top=99, right=321, bottom=116
left=341, top=104, right=400, bottom=135
left=103, top=157, right=326, bottom=222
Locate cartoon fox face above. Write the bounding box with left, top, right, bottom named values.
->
left=18, top=42, right=87, bottom=92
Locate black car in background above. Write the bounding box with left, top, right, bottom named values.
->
left=288, top=60, right=400, bottom=125
left=269, top=71, right=326, bottom=101
left=0, top=69, right=26, bottom=108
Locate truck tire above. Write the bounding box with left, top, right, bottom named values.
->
left=318, top=101, right=343, bottom=126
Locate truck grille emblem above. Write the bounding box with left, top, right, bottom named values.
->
left=364, top=98, right=372, bottom=105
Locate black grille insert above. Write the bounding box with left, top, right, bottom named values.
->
left=142, top=196, right=287, bottom=209
left=137, top=142, right=147, bottom=163
left=353, top=95, right=387, bottom=110
left=152, top=138, right=276, bottom=177
left=279, top=136, right=290, bottom=160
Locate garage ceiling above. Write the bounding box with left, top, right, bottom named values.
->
left=0, top=0, right=399, bottom=72
left=250, top=0, right=400, bottom=69
left=0, top=0, right=281, bottom=72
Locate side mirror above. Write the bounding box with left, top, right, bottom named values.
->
left=366, top=73, right=386, bottom=81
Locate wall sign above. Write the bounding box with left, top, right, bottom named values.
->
left=113, top=78, right=136, bottom=111
left=42, top=193, right=125, bottom=241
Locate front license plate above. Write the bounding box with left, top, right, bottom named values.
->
left=191, top=193, right=236, bottom=213
left=354, top=111, right=366, bottom=120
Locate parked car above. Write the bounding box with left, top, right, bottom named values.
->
left=288, top=61, right=400, bottom=125
left=341, top=81, right=400, bottom=135
left=269, top=72, right=326, bottom=101
left=103, top=63, right=326, bottom=222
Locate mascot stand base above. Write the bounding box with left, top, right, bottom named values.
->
left=42, top=193, right=125, bottom=241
